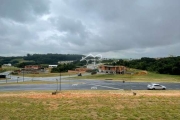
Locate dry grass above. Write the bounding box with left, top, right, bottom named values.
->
left=0, top=90, right=180, bottom=120
left=1, top=90, right=180, bottom=98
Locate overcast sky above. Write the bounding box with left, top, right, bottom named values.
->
left=0, top=0, right=180, bottom=58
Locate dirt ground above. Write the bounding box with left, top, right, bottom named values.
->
left=0, top=91, right=180, bottom=99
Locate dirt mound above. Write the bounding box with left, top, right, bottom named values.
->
left=135, top=71, right=148, bottom=75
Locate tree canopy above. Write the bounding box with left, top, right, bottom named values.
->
left=114, top=57, right=180, bottom=75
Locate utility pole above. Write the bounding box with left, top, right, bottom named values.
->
left=59, top=62, right=61, bottom=92
left=23, top=69, right=24, bottom=82
left=17, top=77, right=19, bottom=83
left=56, top=79, right=58, bottom=91
left=59, top=71, right=61, bottom=92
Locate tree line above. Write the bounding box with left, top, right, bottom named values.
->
left=51, top=60, right=87, bottom=73
left=24, top=53, right=84, bottom=64
left=113, top=56, right=180, bottom=75
left=0, top=54, right=84, bottom=67
left=1, top=54, right=180, bottom=75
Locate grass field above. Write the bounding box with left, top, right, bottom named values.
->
left=0, top=80, right=81, bottom=85
left=76, top=72, right=180, bottom=83
left=0, top=90, right=179, bottom=120
left=17, top=72, right=77, bottom=77
left=1, top=66, right=20, bottom=71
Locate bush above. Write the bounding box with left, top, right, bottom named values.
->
left=91, top=71, right=97, bottom=75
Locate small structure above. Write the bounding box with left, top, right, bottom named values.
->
left=86, top=63, right=102, bottom=69
left=25, top=65, right=41, bottom=70
left=23, top=65, right=44, bottom=74
left=3, top=63, right=12, bottom=67
left=49, top=65, right=58, bottom=68
left=98, top=65, right=126, bottom=74
left=58, top=61, right=73, bottom=64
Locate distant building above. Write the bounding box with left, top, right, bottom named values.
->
left=98, top=65, right=126, bottom=74
left=3, top=63, right=12, bottom=67
left=49, top=65, right=58, bottom=68
left=86, top=63, right=103, bottom=69
left=58, top=61, right=73, bottom=64
left=22, top=65, right=44, bottom=74
left=24, top=65, right=41, bottom=70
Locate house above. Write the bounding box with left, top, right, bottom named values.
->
left=98, top=65, right=126, bottom=74
left=24, top=65, right=41, bottom=70
left=23, top=65, right=44, bottom=74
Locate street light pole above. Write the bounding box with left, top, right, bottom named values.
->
left=17, top=77, right=19, bottom=83
left=59, top=71, right=61, bottom=92
left=59, top=62, right=62, bottom=92
left=56, top=79, right=58, bottom=91
left=23, top=69, right=24, bottom=82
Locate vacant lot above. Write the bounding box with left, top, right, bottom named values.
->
left=0, top=90, right=179, bottom=120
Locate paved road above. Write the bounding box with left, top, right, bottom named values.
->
left=1, top=72, right=180, bottom=91
left=0, top=71, right=91, bottom=83
left=1, top=79, right=180, bottom=91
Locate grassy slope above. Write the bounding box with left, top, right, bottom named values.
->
left=1, top=66, right=19, bottom=71
left=11, top=58, right=34, bottom=63
left=0, top=90, right=179, bottom=120
left=17, top=72, right=77, bottom=77
left=76, top=72, right=180, bottom=83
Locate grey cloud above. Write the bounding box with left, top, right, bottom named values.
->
left=0, top=0, right=50, bottom=22
left=0, top=19, right=39, bottom=56
left=61, top=0, right=180, bottom=50
left=55, top=16, right=85, bottom=34
left=0, top=0, right=180, bottom=58
left=50, top=16, right=90, bottom=45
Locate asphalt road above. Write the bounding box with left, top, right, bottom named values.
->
left=1, top=79, right=180, bottom=91
left=0, top=72, right=180, bottom=91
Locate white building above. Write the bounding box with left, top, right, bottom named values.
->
left=3, top=63, right=12, bottom=67
left=49, top=65, right=58, bottom=68
left=86, top=63, right=103, bottom=69
left=58, top=61, right=73, bottom=64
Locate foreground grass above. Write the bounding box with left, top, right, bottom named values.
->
left=77, top=72, right=180, bottom=83
left=0, top=90, right=180, bottom=120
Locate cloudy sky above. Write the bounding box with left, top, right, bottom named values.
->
left=0, top=0, right=180, bottom=58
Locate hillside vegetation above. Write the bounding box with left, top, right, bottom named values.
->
left=111, top=56, right=180, bottom=75
left=1, top=55, right=180, bottom=75
left=0, top=53, right=84, bottom=67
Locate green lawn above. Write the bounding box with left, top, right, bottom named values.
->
left=0, top=90, right=179, bottom=120
left=17, top=72, right=77, bottom=77
left=1, top=66, right=19, bottom=71
left=76, top=72, right=180, bottom=83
